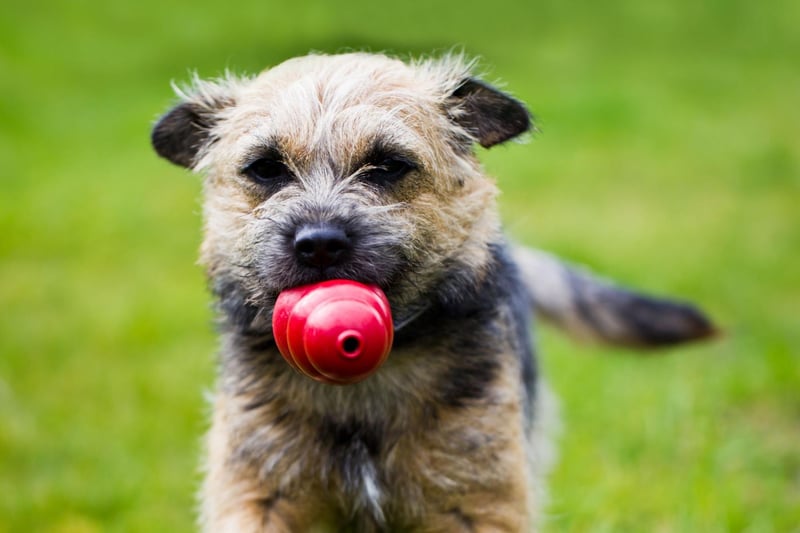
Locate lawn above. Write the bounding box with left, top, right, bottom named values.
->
left=1, top=0, right=798, bottom=531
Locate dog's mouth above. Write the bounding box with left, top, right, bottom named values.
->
left=276, top=266, right=387, bottom=293
left=267, top=267, right=433, bottom=334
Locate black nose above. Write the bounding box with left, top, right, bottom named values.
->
left=293, top=224, right=352, bottom=269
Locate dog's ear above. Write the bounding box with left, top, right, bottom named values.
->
left=448, top=78, right=532, bottom=148
left=151, top=78, right=237, bottom=168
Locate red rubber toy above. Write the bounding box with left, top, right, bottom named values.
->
left=272, top=280, right=394, bottom=384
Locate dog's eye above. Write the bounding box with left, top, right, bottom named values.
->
left=361, top=157, right=416, bottom=186
left=242, top=157, right=292, bottom=186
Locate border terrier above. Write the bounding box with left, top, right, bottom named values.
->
left=152, top=52, right=714, bottom=532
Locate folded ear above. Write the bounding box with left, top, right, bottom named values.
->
left=151, top=78, right=237, bottom=168
left=448, top=78, right=532, bottom=148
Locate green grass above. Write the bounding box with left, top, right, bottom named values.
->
left=1, top=0, right=798, bottom=531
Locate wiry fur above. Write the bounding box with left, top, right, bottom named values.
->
left=511, top=246, right=715, bottom=348
left=151, top=52, right=714, bottom=532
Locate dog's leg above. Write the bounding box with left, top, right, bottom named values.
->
left=200, top=393, right=330, bottom=533
left=408, top=428, right=533, bottom=533
left=388, top=359, right=536, bottom=532
left=419, top=498, right=530, bottom=533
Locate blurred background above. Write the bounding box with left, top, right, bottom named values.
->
left=1, top=0, right=798, bottom=531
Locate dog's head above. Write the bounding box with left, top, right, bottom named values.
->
left=152, top=53, right=531, bottom=328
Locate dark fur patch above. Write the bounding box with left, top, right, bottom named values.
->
left=318, top=416, right=383, bottom=462
left=437, top=340, right=501, bottom=408
left=317, top=416, right=386, bottom=524
left=212, top=276, right=266, bottom=337
left=567, top=269, right=716, bottom=347
left=449, top=78, right=532, bottom=148
left=151, top=102, right=213, bottom=168
left=609, top=294, right=715, bottom=346
left=507, top=261, right=538, bottom=420
left=395, top=243, right=537, bottom=413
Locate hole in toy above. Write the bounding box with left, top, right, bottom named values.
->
left=342, top=336, right=360, bottom=354
left=337, top=330, right=364, bottom=359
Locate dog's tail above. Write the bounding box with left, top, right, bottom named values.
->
left=511, top=245, right=716, bottom=348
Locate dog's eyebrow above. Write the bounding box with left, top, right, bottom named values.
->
left=357, top=140, right=421, bottom=169
left=240, top=136, right=286, bottom=165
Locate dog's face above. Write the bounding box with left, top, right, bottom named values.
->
left=152, top=53, right=531, bottom=324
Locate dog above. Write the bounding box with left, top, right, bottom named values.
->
left=151, top=52, right=714, bottom=532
